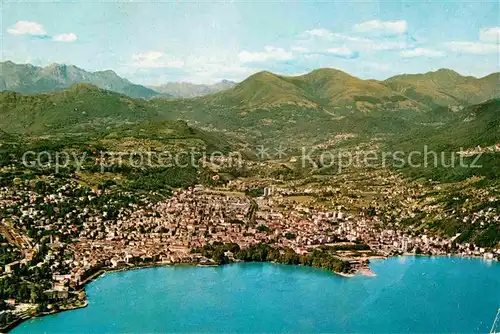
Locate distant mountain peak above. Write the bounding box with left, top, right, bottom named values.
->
left=96, top=69, right=119, bottom=76
left=308, top=67, right=350, bottom=75
left=0, top=60, right=159, bottom=99
left=241, top=71, right=282, bottom=84
left=149, top=79, right=236, bottom=98
left=383, top=68, right=498, bottom=106
left=389, top=68, right=465, bottom=80
left=45, top=62, right=79, bottom=70
left=296, top=68, right=355, bottom=82
left=43, top=63, right=80, bottom=74
left=434, top=68, right=460, bottom=74
left=427, top=68, right=464, bottom=78
left=255, top=70, right=275, bottom=75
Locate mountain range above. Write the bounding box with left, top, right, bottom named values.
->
left=2, top=61, right=498, bottom=108
left=0, top=61, right=239, bottom=99
left=149, top=68, right=498, bottom=145
left=0, top=61, right=162, bottom=99
left=149, top=80, right=236, bottom=98
left=200, top=68, right=499, bottom=112
left=0, top=63, right=499, bottom=190
left=0, top=62, right=498, bottom=147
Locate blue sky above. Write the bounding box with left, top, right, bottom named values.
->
left=2, top=0, right=499, bottom=84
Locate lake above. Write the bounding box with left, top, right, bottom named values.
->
left=13, top=256, right=500, bottom=333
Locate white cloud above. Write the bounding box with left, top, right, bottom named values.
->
left=445, top=42, right=499, bottom=55
left=132, top=51, right=184, bottom=68
left=400, top=48, right=444, bottom=57
left=239, top=46, right=292, bottom=63
left=303, top=28, right=334, bottom=38
left=299, top=27, right=411, bottom=53
left=291, top=46, right=309, bottom=53
left=52, top=33, right=77, bottom=42
left=125, top=52, right=254, bottom=84
left=7, top=21, right=78, bottom=43
left=302, top=29, right=361, bottom=42
left=327, top=46, right=356, bottom=57
left=180, top=54, right=256, bottom=83
left=480, top=27, right=500, bottom=43
left=353, top=20, right=408, bottom=35
left=7, top=21, right=46, bottom=36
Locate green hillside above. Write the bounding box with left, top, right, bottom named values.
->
left=282, top=68, right=417, bottom=111
left=391, top=99, right=500, bottom=151
left=98, top=119, right=235, bottom=154
left=429, top=98, right=500, bottom=150
left=2, top=66, right=498, bottom=149
left=0, top=84, right=160, bottom=135
left=0, top=118, right=236, bottom=195
left=153, top=68, right=499, bottom=146
left=190, top=67, right=496, bottom=117
left=383, top=69, right=500, bottom=107
left=387, top=99, right=500, bottom=181
left=0, top=130, right=15, bottom=141
left=203, top=71, right=318, bottom=109
left=199, top=68, right=422, bottom=113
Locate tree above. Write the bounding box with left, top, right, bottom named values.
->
left=212, top=249, right=229, bottom=265
left=257, top=225, right=270, bottom=233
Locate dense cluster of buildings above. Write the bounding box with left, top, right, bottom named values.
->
left=1, top=177, right=499, bottom=305
left=459, top=143, right=500, bottom=157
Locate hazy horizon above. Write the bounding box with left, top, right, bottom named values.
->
left=3, top=59, right=499, bottom=87
left=2, top=1, right=499, bottom=85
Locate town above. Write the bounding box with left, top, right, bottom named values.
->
left=1, top=162, right=499, bottom=330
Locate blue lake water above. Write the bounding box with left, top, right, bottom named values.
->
left=13, top=256, right=500, bottom=333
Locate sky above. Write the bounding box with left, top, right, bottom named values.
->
left=1, top=0, right=499, bottom=85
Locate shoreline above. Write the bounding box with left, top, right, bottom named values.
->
left=0, top=262, right=211, bottom=333
left=3, top=253, right=497, bottom=332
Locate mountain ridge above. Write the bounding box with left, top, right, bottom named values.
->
left=0, top=61, right=162, bottom=99
left=1, top=62, right=499, bottom=145
left=383, top=69, right=499, bottom=107
left=192, top=67, right=499, bottom=114
left=149, top=80, right=236, bottom=98
left=2, top=61, right=498, bottom=106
